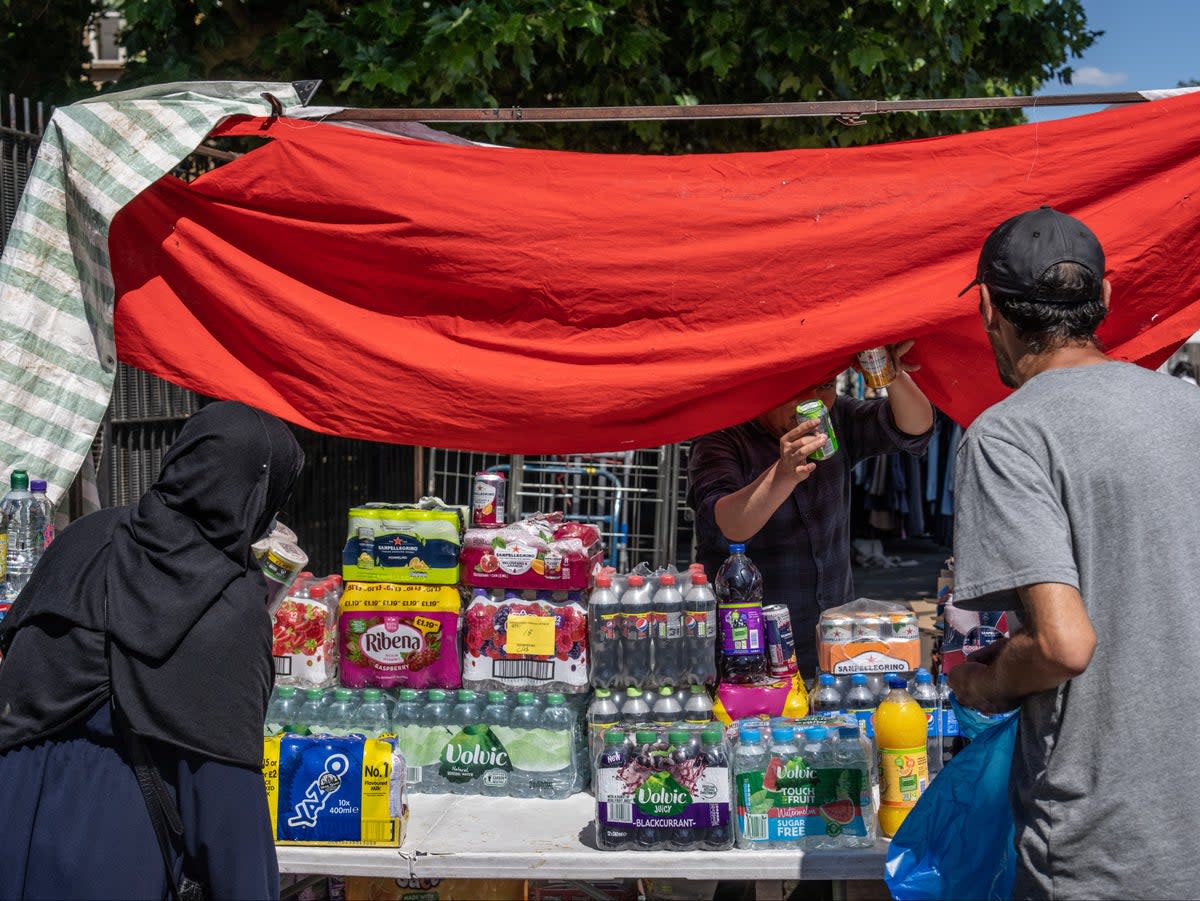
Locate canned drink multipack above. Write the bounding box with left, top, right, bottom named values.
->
left=817, top=598, right=921, bottom=675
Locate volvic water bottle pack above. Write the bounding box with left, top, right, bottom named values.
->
left=593, top=723, right=735, bottom=852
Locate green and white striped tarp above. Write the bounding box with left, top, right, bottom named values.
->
left=0, top=82, right=316, bottom=505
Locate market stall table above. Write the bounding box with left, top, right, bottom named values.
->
left=277, top=793, right=889, bottom=886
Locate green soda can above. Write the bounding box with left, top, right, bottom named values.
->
left=795, top=399, right=839, bottom=460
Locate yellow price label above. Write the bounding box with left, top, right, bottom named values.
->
left=506, top=615, right=556, bottom=656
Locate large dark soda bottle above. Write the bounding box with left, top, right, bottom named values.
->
left=588, top=574, right=622, bottom=688
left=714, top=543, right=768, bottom=683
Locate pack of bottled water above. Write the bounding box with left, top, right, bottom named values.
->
left=266, top=685, right=585, bottom=799
left=593, top=723, right=734, bottom=852
left=588, top=563, right=718, bottom=691
left=733, top=716, right=875, bottom=850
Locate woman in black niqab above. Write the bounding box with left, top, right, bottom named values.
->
left=0, top=401, right=304, bottom=900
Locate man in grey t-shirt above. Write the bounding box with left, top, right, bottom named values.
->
left=949, top=206, right=1200, bottom=900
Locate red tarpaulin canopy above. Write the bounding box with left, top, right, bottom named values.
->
left=109, top=92, right=1200, bottom=452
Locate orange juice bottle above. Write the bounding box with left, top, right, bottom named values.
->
left=874, top=675, right=930, bottom=837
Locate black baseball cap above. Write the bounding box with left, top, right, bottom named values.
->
left=958, top=205, right=1105, bottom=300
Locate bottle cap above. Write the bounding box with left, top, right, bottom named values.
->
left=308, top=585, right=327, bottom=600
left=516, top=691, right=534, bottom=704
left=305, top=688, right=324, bottom=699
left=487, top=691, right=506, bottom=703
left=701, top=728, right=723, bottom=745
left=771, top=726, right=796, bottom=743
left=690, top=572, right=708, bottom=585
left=276, top=686, right=297, bottom=698
left=334, top=688, right=353, bottom=701
left=659, top=686, right=675, bottom=697
left=659, top=573, right=676, bottom=586
left=626, top=687, right=642, bottom=698
left=428, top=689, right=446, bottom=701
left=30, top=479, right=46, bottom=492
left=10, top=469, right=28, bottom=490
left=627, top=574, right=645, bottom=587
left=804, top=726, right=827, bottom=741
left=689, top=684, right=707, bottom=695
left=938, top=672, right=949, bottom=684
left=363, top=688, right=382, bottom=701
left=888, top=675, right=907, bottom=690
left=635, top=730, right=658, bottom=744
left=399, top=688, right=418, bottom=701
left=728, top=543, right=746, bottom=553
left=668, top=730, right=690, bottom=744
left=595, top=575, right=612, bottom=588
left=457, top=689, right=476, bottom=701
left=739, top=727, right=762, bottom=742
left=604, top=730, right=626, bottom=744
left=818, top=673, right=835, bottom=685
left=300, top=571, right=314, bottom=581
left=915, top=670, right=933, bottom=683
left=595, top=688, right=611, bottom=698
left=546, top=692, right=566, bottom=705
left=850, top=673, right=868, bottom=685
left=838, top=725, right=861, bottom=739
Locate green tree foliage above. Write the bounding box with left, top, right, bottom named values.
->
left=114, top=0, right=1098, bottom=152
left=0, top=0, right=99, bottom=103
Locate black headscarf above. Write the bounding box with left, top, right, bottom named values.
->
left=0, top=401, right=303, bottom=767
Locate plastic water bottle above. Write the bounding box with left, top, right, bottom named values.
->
left=699, top=728, right=734, bottom=850
left=845, top=673, right=876, bottom=737
left=355, top=688, right=391, bottom=737
left=652, top=686, right=683, bottom=727
left=766, top=726, right=801, bottom=849
left=683, top=570, right=719, bottom=686
left=589, top=574, right=623, bottom=688
left=540, top=693, right=577, bottom=799
left=325, top=688, right=359, bottom=736
left=666, top=730, right=700, bottom=850
left=29, top=479, right=54, bottom=550
left=621, top=686, right=651, bottom=725
left=588, top=688, right=621, bottom=759
left=595, top=730, right=633, bottom=850
left=867, top=673, right=888, bottom=705
left=938, top=673, right=961, bottom=764
left=683, top=684, right=714, bottom=724
left=392, top=688, right=422, bottom=728
left=833, top=724, right=876, bottom=847
left=650, top=573, right=685, bottom=687
left=1, top=470, right=39, bottom=601
left=715, top=544, right=767, bottom=684
left=734, top=726, right=769, bottom=849
left=910, top=669, right=941, bottom=773
left=412, top=691, right=451, bottom=796
left=811, top=673, right=844, bottom=712
left=452, top=689, right=482, bottom=725
left=620, top=574, right=652, bottom=686
left=800, top=726, right=835, bottom=849
left=296, top=687, right=328, bottom=734
left=264, top=686, right=300, bottom=736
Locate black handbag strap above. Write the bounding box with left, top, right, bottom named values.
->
left=103, top=595, right=194, bottom=901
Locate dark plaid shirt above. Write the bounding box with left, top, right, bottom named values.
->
left=687, top=396, right=932, bottom=674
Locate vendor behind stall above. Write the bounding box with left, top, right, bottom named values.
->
left=687, top=342, right=933, bottom=675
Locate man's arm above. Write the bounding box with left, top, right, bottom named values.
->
left=948, top=581, right=1097, bottom=712
left=884, top=341, right=934, bottom=437
left=713, top=419, right=827, bottom=541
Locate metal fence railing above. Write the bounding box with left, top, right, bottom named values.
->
left=1, top=91, right=47, bottom=252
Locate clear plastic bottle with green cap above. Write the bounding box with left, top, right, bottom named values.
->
left=297, top=687, right=328, bottom=735
left=1, top=469, right=37, bottom=601
left=325, top=688, right=359, bottom=736
left=539, top=693, right=577, bottom=799
left=355, top=688, right=390, bottom=737
left=264, top=686, right=299, bottom=737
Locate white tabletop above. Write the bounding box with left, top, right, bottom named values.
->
left=276, top=793, right=889, bottom=880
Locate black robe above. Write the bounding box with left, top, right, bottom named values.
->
left=0, top=401, right=303, bottom=900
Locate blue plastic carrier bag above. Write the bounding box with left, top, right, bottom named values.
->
left=885, top=699, right=1019, bottom=901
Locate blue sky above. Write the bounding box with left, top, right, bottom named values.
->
left=1030, top=0, right=1200, bottom=121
